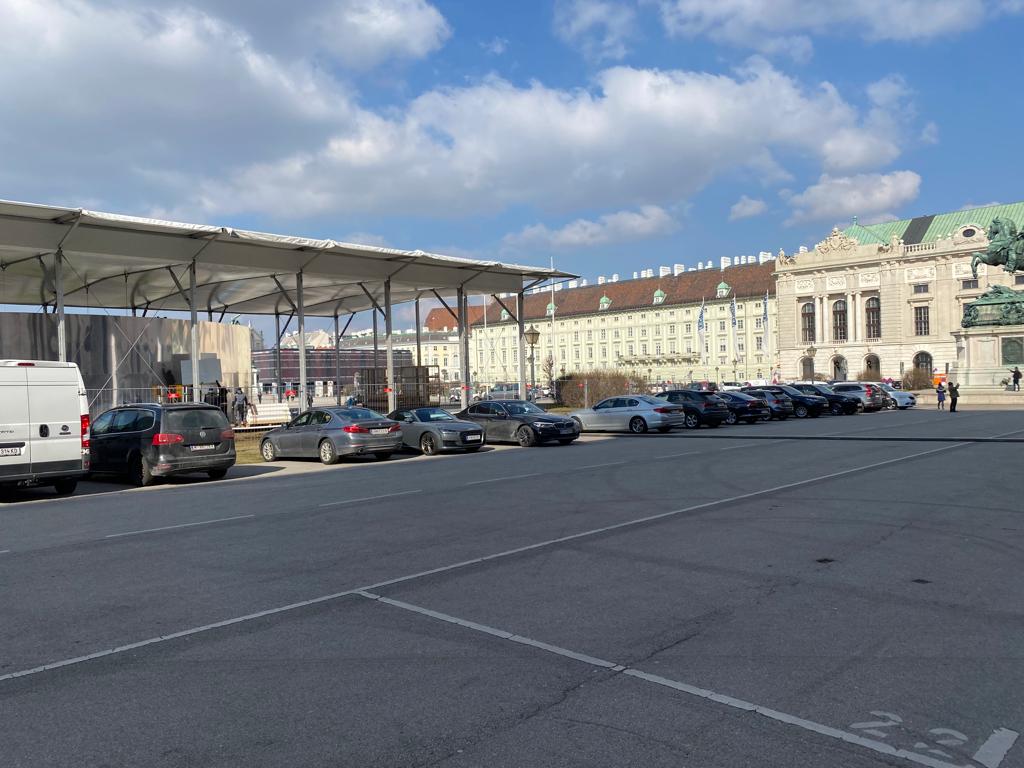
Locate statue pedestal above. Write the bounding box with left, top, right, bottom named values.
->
left=950, top=325, right=1024, bottom=388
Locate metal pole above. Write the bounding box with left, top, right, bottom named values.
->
left=516, top=291, right=527, bottom=400
left=334, top=312, right=341, bottom=406
left=274, top=311, right=282, bottom=404
left=189, top=260, right=199, bottom=402
left=54, top=249, right=66, bottom=362
left=384, top=279, right=396, bottom=413
left=296, top=271, right=307, bottom=407
left=414, top=295, right=423, bottom=404
left=458, top=287, right=469, bottom=410
left=372, top=307, right=379, bottom=370
left=414, top=296, right=422, bottom=368
left=530, top=346, right=536, bottom=391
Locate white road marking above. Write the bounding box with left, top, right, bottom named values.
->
left=575, top=461, right=626, bottom=470
left=466, top=472, right=542, bottom=485
left=358, top=591, right=990, bottom=768
left=104, top=514, right=255, bottom=539
left=974, top=728, right=1019, bottom=768
left=318, top=490, right=422, bottom=508
left=0, top=549, right=10, bottom=555
left=0, top=439, right=1002, bottom=690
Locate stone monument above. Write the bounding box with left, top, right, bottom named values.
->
left=952, top=221, right=1024, bottom=389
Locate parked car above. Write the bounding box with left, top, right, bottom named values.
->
left=455, top=400, right=578, bottom=446
left=742, top=388, right=795, bottom=420
left=261, top=407, right=401, bottom=464
left=658, top=389, right=729, bottom=428
left=744, top=385, right=826, bottom=418
left=387, top=406, right=484, bottom=454
left=90, top=403, right=235, bottom=485
left=789, top=383, right=860, bottom=415
left=0, top=360, right=90, bottom=496
left=568, top=395, right=685, bottom=434
left=715, top=390, right=771, bottom=424
left=831, top=382, right=885, bottom=412
left=879, top=382, right=916, bottom=409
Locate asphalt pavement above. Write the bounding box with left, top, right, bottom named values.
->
left=1, top=408, right=1022, bottom=768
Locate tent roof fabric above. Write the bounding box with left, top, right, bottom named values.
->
left=0, top=199, right=575, bottom=317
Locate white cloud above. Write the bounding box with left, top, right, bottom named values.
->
left=481, top=36, right=509, bottom=55
left=653, top=0, right=989, bottom=58
left=786, top=171, right=922, bottom=225
left=505, top=206, right=678, bottom=248
left=554, top=0, right=637, bottom=61
left=729, top=195, right=767, bottom=220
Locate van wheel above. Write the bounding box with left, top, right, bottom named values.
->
left=319, top=439, right=339, bottom=465
left=132, top=455, right=156, bottom=487
left=53, top=478, right=78, bottom=496
left=207, top=468, right=228, bottom=480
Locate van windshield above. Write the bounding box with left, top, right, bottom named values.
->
left=164, top=408, right=229, bottom=431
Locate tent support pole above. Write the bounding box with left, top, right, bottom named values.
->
left=372, top=309, right=379, bottom=374
left=334, top=312, right=342, bottom=406
left=55, top=249, right=66, bottom=362
left=297, top=271, right=307, bottom=407
left=385, top=279, right=396, bottom=413
left=458, top=287, right=469, bottom=410
left=189, top=260, right=199, bottom=403
left=517, top=291, right=527, bottom=401
left=414, top=296, right=422, bottom=368
left=274, top=311, right=282, bottom=404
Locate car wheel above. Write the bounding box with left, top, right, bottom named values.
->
left=319, top=439, right=339, bottom=465
left=684, top=413, right=701, bottom=429
left=725, top=411, right=738, bottom=425
left=516, top=426, right=537, bottom=447
left=420, top=433, right=439, bottom=456
left=571, top=416, right=584, bottom=433
left=132, top=454, right=156, bottom=487
left=373, top=452, right=393, bottom=461
left=260, top=440, right=277, bottom=462
left=830, top=403, right=843, bottom=416
left=628, top=416, right=648, bottom=434
left=207, top=468, right=228, bottom=480
left=794, top=404, right=809, bottom=418
left=53, top=478, right=78, bottom=496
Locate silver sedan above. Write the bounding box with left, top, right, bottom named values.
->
left=387, top=407, right=485, bottom=454
left=568, top=395, right=685, bottom=434
left=260, top=407, right=403, bottom=464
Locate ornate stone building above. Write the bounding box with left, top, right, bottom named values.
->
left=775, top=202, right=1024, bottom=382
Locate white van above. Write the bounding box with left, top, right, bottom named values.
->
left=0, top=360, right=90, bottom=496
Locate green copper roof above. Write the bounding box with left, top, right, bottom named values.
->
left=653, top=288, right=666, bottom=298
left=599, top=294, right=611, bottom=304
left=546, top=301, right=557, bottom=310
left=717, top=281, right=729, bottom=290
left=843, top=201, right=1024, bottom=245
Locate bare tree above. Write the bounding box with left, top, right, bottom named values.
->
left=541, top=354, right=555, bottom=387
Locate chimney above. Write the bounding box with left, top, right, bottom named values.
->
left=598, top=275, right=606, bottom=285
left=580, top=279, right=588, bottom=286
left=632, top=271, right=639, bottom=280
left=706, top=260, right=713, bottom=269
left=611, top=273, right=620, bottom=282
left=568, top=280, right=578, bottom=289
left=720, top=256, right=732, bottom=270
left=554, top=283, right=563, bottom=291
left=673, top=263, right=685, bottom=276
left=659, top=266, right=671, bottom=277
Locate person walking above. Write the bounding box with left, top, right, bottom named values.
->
left=1011, top=367, right=1022, bottom=391
left=935, top=383, right=946, bottom=411
left=306, top=391, right=314, bottom=409
left=948, top=382, right=959, bottom=413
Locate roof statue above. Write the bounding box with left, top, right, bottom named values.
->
left=971, top=217, right=1024, bottom=279
left=815, top=226, right=859, bottom=255
left=777, top=247, right=795, bottom=264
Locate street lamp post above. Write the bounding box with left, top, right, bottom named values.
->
left=524, top=324, right=541, bottom=397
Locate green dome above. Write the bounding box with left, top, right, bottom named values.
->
left=717, top=281, right=730, bottom=291
left=599, top=294, right=612, bottom=304
left=546, top=301, right=557, bottom=311
left=653, top=289, right=666, bottom=299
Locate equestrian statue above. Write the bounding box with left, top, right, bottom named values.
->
left=971, top=217, right=1024, bottom=279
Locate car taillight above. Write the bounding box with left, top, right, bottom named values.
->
left=653, top=407, right=672, bottom=413
left=388, top=423, right=401, bottom=432
left=221, top=429, right=234, bottom=440
left=80, top=414, right=90, bottom=451
left=343, top=424, right=369, bottom=433
left=152, top=433, right=184, bottom=445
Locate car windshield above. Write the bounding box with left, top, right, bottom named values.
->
left=504, top=401, right=545, bottom=415
left=777, top=385, right=804, bottom=397
left=814, top=385, right=836, bottom=394
left=330, top=408, right=384, bottom=421
left=637, top=396, right=663, bottom=405
left=414, top=408, right=455, bottom=422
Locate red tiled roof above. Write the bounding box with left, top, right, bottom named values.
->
left=475, top=262, right=775, bottom=325
left=424, top=304, right=484, bottom=331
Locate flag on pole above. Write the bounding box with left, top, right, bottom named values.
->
left=730, top=294, right=738, bottom=367
left=697, top=298, right=706, bottom=365
left=762, top=289, right=770, bottom=357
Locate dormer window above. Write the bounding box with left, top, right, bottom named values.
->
left=653, top=289, right=666, bottom=305
left=599, top=294, right=612, bottom=311
left=546, top=301, right=557, bottom=317
left=716, top=281, right=731, bottom=299
left=500, top=309, right=509, bottom=321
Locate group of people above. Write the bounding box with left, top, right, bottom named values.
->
left=933, top=367, right=1023, bottom=412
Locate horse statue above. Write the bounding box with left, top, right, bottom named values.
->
left=972, top=217, right=1024, bottom=278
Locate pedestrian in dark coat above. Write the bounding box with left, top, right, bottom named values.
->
left=948, top=382, right=959, bottom=413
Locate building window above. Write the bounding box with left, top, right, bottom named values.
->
left=832, top=300, right=848, bottom=342
left=755, top=336, right=763, bottom=351
left=573, top=331, right=579, bottom=341
left=600, top=345, right=607, bottom=357
left=600, top=329, right=606, bottom=339
left=628, top=328, right=634, bottom=337
left=640, top=329, right=647, bottom=337
left=913, top=283, right=930, bottom=294
left=586, top=330, right=593, bottom=340
left=801, top=302, right=816, bottom=343
left=719, top=343, right=726, bottom=353
left=914, top=306, right=930, bottom=336
left=627, top=344, right=634, bottom=356
left=718, top=321, right=726, bottom=332
left=1016, top=275, right=1024, bottom=285
left=737, top=343, right=744, bottom=352
left=613, top=329, right=620, bottom=339
left=737, top=320, right=744, bottom=330
left=655, top=343, right=662, bottom=355
left=914, top=351, right=933, bottom=373
left=685, top=323, right=691, bottom=334
left=669, top=341, right=677, bottom=353
left=962, top=279, right=979, bottom=290
left=574, top=348, right=580, bottom=359
left=754, top=318, right=762, bottom=329
left=865, top=297, right=881, bottom=339
left=587, top=347, right=594, bottom=359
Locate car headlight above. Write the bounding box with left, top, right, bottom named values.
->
left=440, top=430, right=459, bottom=439
left=533, top=421, right=553, bottom=429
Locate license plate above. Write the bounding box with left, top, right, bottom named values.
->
left=559, top=428, right=573, bottom=434
left=464, top=434, right=481, bottom=441
left=0, top=447, right=22, bottom=457
left=371, top=428, right=389, bottom=435
left=190, top=444, right=216, bottom=451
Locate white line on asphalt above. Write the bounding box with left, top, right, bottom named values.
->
left=575, top=461, right=626, bottom=470
left=0, top=438, right=995, bottom=687
left=974, top=728, right=1019, bottom=768
left=466, top=472, right=542, bottom=485
left=357, top=591, right=975, bottom=768
left=103, top=515, right=255, bottom=539
left=318, top=490, right=423, bottom=508
left=0, top=550, right=9, bottom=555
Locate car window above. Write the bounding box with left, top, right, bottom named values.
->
left=91, top=411, right=115, bottom=435
left=312, top=411, right=332, bottom=425
left=290, top=412, right=312, bottom=428
left=134, top=410, right=156, bottom=431
left=467, top=404, right=486, bottom=416
left=414, top=408, right=455, bottom=422
left=626, top=398, right=640, bottom=408
left=504, top=401, right=544, bottom=416
left=111, top=410, right=140, bottom=433
left=593, top=399, right=614, bottom=410
left=165, top=408, right=230, bottom=430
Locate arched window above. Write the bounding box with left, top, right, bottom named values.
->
left=832, top=300, right=847, bottom=342
left=914, top=352, right=933, bottom=373
left=801, top=302, right=816, bottom=343
left=832, top=356, right=848, bottom=381
left=865, top=297, right=881, bottom=339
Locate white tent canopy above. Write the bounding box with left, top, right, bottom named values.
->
left=0, top=198, right=574, bottom=409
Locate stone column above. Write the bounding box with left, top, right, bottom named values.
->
left=845, top=291, right=854, bottom=342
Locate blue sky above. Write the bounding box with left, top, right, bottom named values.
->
left=2, top=0, right=1023, bottom=335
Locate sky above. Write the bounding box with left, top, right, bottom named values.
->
left=3, top=0, right=1024, bottom=337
